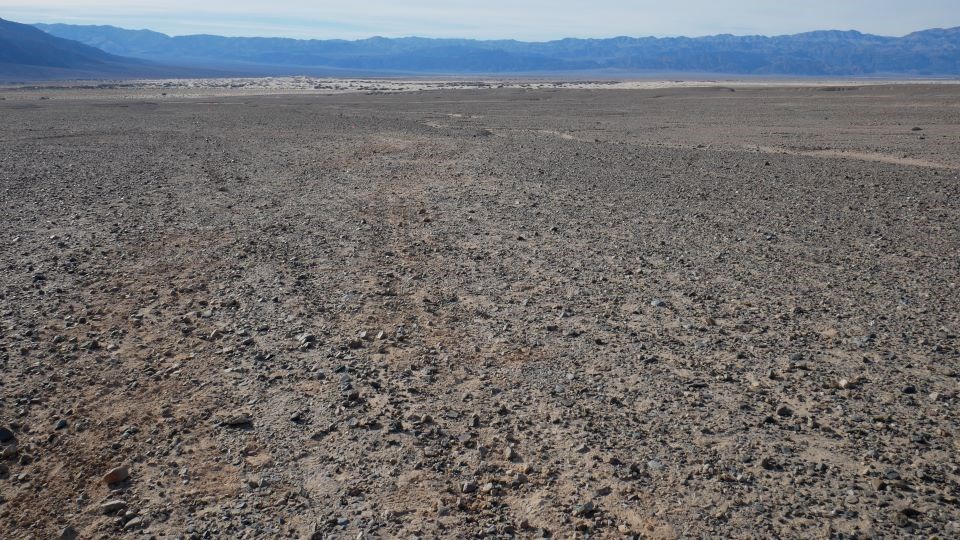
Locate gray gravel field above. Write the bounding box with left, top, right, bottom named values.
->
left=1, top=84, right=959, bottom=539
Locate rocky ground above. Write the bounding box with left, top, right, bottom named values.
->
left=1, top=83, right=958, bottom=539
left=3, top=77, right=955, bottom=102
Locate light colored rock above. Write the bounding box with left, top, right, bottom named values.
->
left=102, top=465, right=129, bottom=485
left=101, top=499, right=127, bottom=513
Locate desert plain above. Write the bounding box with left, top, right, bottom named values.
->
left=0, top=81, right=959, bottom=538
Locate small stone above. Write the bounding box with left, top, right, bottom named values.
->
left=101, top=499, right=127, bottom=514
left=902, top=385, right=917, bottom=395
left=776, top=405, right=793, bottom=418
left=461, top=480, right=478, bottom=493
left=1, top=442, right=17, bottom=458
left=895, top=507, right=922, bottom=527
left=124, top=517, right=144, bottom=530
left=102, top=466, right=129, bottom=485
left=574, top=501, right=595, bottom=516
left=59, top=526, right=78, bottom=540
left=54, top=419, right=68, bottom=430
left=650, top=299, right=667, bottom=308
left=220, top=413, right=252, bottom=427
left=0, top=427, right=13, bottom=443
left=892, top=511, right=909, bottom=527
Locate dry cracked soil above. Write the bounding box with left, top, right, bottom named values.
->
left=1, top=83, right=959, bottom=539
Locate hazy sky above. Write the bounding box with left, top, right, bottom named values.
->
left=2, top=1, right=958, bottom=40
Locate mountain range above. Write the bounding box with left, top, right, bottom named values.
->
left=2, top=17, right=959, bottom=80
left=0, top=18, right=222, bottom=81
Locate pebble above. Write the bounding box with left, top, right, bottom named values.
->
left=2, top=442, right=17, bottom=458
left=574, top=501, right=595, bottom=516
left=54, top=419, right=68, bottom=430
left=297, top=333, right=317, bottom=349
left=220, top=413, right=252, bottom=427
left=776, top=405, right=793, bottom=418
left=760, top=457, right=780, bottom=471
left=650, top=299, right=667, bottom=308
left=101, top=499, right=127, bottom=513
left=102, top=465, right=129, bottom=485
left=0, top=426, right=13, bottom=443
left=461, top=480, right=478, bottom=493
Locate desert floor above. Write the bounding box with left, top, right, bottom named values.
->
left=1, top=83, right=958, bottom=538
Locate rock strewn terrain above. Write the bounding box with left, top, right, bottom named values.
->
left=1, top=84, right=959, bottom=538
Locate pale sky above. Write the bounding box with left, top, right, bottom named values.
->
left=2, top=0, right=958, bottom=40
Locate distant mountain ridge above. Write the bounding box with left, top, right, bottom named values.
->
left=0, top=17, right=145, bottom=80
left=0, top=18, right=220, bottom=81
left=32, top=22, right=960, bottom=76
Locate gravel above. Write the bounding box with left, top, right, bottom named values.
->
left=1, top=82, right=958, bottom=538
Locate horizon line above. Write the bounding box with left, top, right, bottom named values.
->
left=24, top=18, right=959, bottom=43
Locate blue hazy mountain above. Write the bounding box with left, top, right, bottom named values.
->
left=22, top=20, right=960, bottom=77
left=0, top=18, right=224, bottom=80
